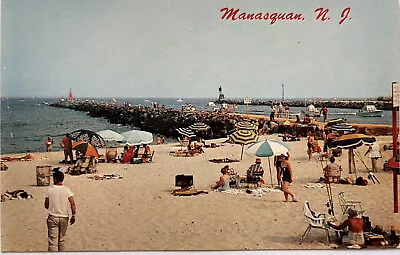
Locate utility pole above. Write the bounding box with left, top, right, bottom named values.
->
left=282, top=84, right=285, bottom=102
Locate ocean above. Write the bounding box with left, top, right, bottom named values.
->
left=0, top=97, right=393, bottom=154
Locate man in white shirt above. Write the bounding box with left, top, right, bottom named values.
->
left=44, top=171, right=76, bottom=251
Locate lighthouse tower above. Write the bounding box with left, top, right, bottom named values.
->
left=68, top=88, right=73, bottom=102
left=218, top=86, right=225, bottom=101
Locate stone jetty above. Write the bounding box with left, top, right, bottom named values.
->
left=215, top=98, right=392, bottom=110
left=50, top=99, right=394, bottom=139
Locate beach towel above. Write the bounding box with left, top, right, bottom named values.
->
left=171, top=188, right=208, bottom=196
left=209, top=158, right=240, bottom=163
left=87, top=174, right=123, bottom=180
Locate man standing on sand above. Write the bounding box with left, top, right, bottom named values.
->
left=59, top=134, right=73, bottom=164
left=44, top=171, right=76, bottom=252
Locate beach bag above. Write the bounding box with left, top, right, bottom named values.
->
left=345, top=177, right=354, bottom=185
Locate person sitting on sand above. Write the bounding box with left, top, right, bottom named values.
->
left=323, top=156, right=342, bottom=182
left=246, top=158, right=264, bottom=183
left=212, top=167, right=231, bottom=191
left=221, top=165, right=241, bottom=188
left=328, top=209, right=365, bottom=246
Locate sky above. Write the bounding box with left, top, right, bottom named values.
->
left=1, top=0, right=399, bottom=99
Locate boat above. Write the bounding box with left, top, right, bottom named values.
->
left=302, top=104, right=320, bottom=117
left=42, top=102, right=49, bottom=105
left=176, top=99, right=183, bottom=102
left=208, top=102, right=216, bottom=107
left=357, top=105, right=383, bottom=117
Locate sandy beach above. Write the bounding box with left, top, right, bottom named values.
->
left=1, top=134, right=399, bottom=252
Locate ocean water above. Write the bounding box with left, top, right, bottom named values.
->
left=0, top=97, right=393, bottom=154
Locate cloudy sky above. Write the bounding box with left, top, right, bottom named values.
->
left=1, top=0, right=399, bottom=99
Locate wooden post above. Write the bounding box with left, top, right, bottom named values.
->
left=392, top=82, right=399, bottom=213
left=268, top=157, right=273, bottom=187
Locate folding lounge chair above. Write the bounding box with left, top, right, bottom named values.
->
left=338, top=192, right=364, bottom=216
left=299, top=201, right=330, bottom=245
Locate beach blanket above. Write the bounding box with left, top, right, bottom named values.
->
left=87, top=174, right=123, bottom=180
left=1, top=154, right=33, bottom=162
left=170, top=150, right=198, bottom=157
left=171, top=188, right=208, bottom=196
left=209, top=158, right=240, bottom=163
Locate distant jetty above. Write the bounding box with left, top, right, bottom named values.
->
left=50, top=99, right=394, bottom=138
left=214, top=98, right=393, bottom=110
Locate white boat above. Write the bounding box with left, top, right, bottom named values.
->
left=208, top=101, right=216, bottom=107
left=302, top=104, right=321, bottom=117
left=42, top=101, right=49, bottom=105
left=357, top=105, right=383, bottom=117
left=176, top=99, right=183, bottom=102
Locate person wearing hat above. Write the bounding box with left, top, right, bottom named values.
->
left=327, top=209, right=365, bottom=246
left=246, top=158, right=264, bottom=185
left=280, top=153, right=297, bottom=202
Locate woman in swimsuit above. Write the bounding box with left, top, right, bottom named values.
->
left=280, top=154, right=297, bottom=202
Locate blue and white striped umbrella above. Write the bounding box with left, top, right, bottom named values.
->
left=246, top=139, right=290, bottom=157
left=176, top=128, right=196, bottom=138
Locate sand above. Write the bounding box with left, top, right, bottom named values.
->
left=1, top=134, right=399, bottom=252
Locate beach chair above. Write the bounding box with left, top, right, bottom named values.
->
left=338, top=192, right=364, bottom=216
left=69, top=157, right=90, bottom=175
left=122, top=147, right=135, bottom=163
left=106, top=147, right=118, bottom=163
left=299, top=201, right=330, bottom=245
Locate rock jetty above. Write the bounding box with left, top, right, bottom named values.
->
left=50, top=99, right=393, bottom=139
left=215, top=98, right=393, bottom=110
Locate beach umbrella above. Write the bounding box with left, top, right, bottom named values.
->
left=189, top=122, right=211, bottom=131
left=97, top=129, right=124, bottom=142
left=246, top=139, right=291, bottom=186
left=325, top=118, right=346, bottom=127
left=235, top=121, right=256, bottom=130
left=70, top=129, right=106, bottom=147
left=175, top=128, right=196, bottom=138
left=229, top=129, right=259, bottom=160
left=72, top=141, right=99, bottom=158
left=331, top=133, right=376, bottom=149
left=331, top=134, right=376, bottom=176
left=121, top=130, right=153, bottom=145
left=328, top=124, right=356, bottom=134
left=246, top=140, right=290, bottom=157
